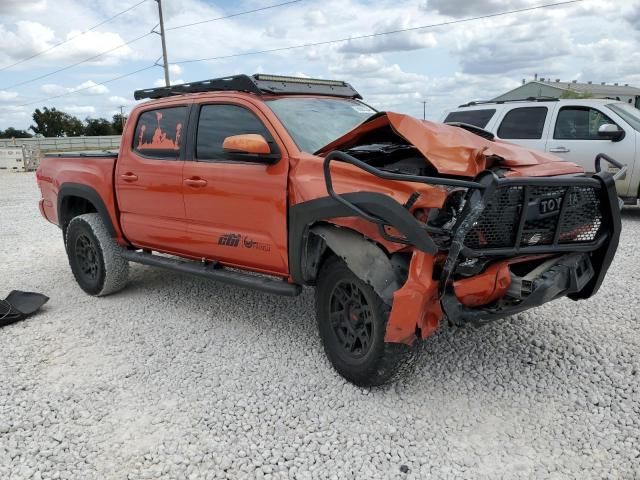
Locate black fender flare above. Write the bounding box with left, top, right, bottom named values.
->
left=288, top=191, right=434, bottom=287
left=57, top=183, right=116, bottom=237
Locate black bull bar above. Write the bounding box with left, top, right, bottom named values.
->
left=323, top=151, right=624, bottom=326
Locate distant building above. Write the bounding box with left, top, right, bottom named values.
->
left=494, top=78, right=640, bottom=108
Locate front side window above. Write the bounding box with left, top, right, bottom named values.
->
left=444, top=109, right=496, bottom=128
left=497, top=107, right=548, bottom=139
left=133, top=107, right=186, bottom=159
left=196, top=104, right=275, bottom=160
left=554, top=107, right=616, bottom=140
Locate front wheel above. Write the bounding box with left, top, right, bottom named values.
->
left=315, top=257, right=418, bottom=386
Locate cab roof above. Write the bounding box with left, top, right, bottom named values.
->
left=133, top=74, right=362, bottom=101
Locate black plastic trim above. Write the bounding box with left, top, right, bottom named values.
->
left=122, top=250, right=301, bottom=296
left=288, top=192, right=437, bottom=284
left=57, top=183, right=116, bottom=237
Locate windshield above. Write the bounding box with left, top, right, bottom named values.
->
left=265, top=97, right=377, bottom=153
left=608, top=103, right=640, bottom=132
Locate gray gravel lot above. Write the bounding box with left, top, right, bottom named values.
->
left=1, top=171, right=639, bottom=480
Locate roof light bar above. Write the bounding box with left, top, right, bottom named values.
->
left=253, top=74, right=348, bottom=87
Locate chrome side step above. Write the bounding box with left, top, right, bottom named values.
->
left=121, top=250, right=301, bottom=297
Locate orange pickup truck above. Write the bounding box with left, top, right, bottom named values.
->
left=36, top=74, right=622, bottom=386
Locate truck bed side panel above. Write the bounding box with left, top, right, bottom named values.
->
left=36, top=155, right=127, bottom=244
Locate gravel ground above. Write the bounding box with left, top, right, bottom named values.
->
left=1, top=171, right=639, bottom=480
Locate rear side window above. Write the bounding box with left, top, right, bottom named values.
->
left=554, top=107, right=616, bottom=140
left=196, top=104, right=275, bottom=161
left=497, top=107, right=548, bottom=139
left=444, top=109, right=496, bottom=128
left=133, top=107, right=187, bottom=159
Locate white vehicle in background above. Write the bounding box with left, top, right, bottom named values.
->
left=443, top=99, right=640, bottom=204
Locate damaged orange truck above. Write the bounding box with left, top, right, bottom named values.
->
left=36, top=74, right=624, bottom=386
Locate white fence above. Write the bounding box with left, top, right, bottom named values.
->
left=0, top=135, right=122, bottom=153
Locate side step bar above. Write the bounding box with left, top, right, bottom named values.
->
left=121, top=250, right=302, bottom=297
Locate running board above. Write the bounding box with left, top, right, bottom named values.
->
left=121, top=250, right=301, bottom=297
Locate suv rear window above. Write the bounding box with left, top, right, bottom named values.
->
left=133, top=107, right=187, bottom=159
left=444, top=109, right=496, bottom=128
left=497, top=107, right=548, bottom=139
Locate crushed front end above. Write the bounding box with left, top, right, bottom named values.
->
left=435, top=169, right=621, bottom=328
left=321, top=150, right=622, bottom=345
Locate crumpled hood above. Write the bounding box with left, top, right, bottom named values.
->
left=316, top=111, right=583, bottom=178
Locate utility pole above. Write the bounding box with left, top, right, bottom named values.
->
left=155, top=0, right=170, bottom=87
left=118, top=105, right=126, bottom=132
left=422, top=100, right=427, bottom=120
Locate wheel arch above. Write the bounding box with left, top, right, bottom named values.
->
left=57, top=183, right=116, bottom=238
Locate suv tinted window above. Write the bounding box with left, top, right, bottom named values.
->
left=444, top=109, right=496, bottom=128
left=196, top=104, right=275, bottom=160
left=497, top=107, right=548, bottom=139
left=554, top=107, right=616, bottom=140
left=133, top=107, right=186, bottom=159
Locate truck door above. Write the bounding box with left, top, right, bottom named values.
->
left=494, top=105, right=552, bottom=151
left=545, top=104, right=634, bottom=196
left=181, top=100, right=289, bottom=275
left=115, top=105, right=190, bottom=253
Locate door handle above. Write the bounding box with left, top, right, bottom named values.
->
left=184, top=177, right=208, bottom=187
left=549, top=147, right=570, bottom=153
left=120, top=172, right=138, bottom=182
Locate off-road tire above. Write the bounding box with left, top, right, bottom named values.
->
left=315, top=256, right=419, bottom=387
left=65, top=213, right=129, bottom=296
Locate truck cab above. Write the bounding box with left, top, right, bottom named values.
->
left=443, top=99, right=640, bottom=203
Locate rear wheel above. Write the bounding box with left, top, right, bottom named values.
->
left=65, top=213, right=129, bottom=296
left=315, top=257, right=418, bottom=386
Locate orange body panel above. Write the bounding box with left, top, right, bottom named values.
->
left=36, top=90, right=588, bottom=345
left=453, top=261, right=512, bottom=308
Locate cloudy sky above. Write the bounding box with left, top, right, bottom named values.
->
left=1, top=0, right=639, bottom=131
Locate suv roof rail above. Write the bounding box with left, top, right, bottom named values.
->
left=458, top=97, right=560, bottom=107
left=134, top=73, right=362, bottom=100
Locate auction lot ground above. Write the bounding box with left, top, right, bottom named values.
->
left=1, top=171, right=639, bottom=480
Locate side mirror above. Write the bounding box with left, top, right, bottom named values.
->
left=222, top=134, right=271, bottom=155
left=598, top=124, right=625, bottom=142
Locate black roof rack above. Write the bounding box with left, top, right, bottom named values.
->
left=133, top=74, right=362, bottom=100
left=458, top=97, right=560, bottom=108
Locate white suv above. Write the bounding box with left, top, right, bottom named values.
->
left=443, top=99, right=640, bottom=203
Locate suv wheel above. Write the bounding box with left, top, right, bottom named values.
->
left=315, top=257, right=418, bottom=386
left=65, top=213, right=129, bottom=296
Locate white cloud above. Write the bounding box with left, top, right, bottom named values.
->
left=305, top=10, right=327, bottom=27
left=152, top=78, right=186, bottom=87
left=169, top=64, right=183, bottom=76
left=0, top=91, right=19, bottom=102
left=40, top=80, right=109, bottom=96
left=62, top=105, right=96, bottom=115
left=340, top=17, right=437, bottom=54
left=0, top=0, right=46, bottom=14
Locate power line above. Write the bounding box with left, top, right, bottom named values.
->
left=17, top=65, right=157, bottom=107
left=166, top=0, right=303, bottom=31
left=1, top=31, right=154, bottom=90
left=0, top=0, right=304, bottom=90
left=0, top=0, right=148, bottom=73
left=174, top=0, right=584, bottom=64
left=9, top=0, right=584, bottom=108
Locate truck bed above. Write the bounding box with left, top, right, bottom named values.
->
left=36, top=152, right=122, bottom=241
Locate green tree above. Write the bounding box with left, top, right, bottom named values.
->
left=85, top=117, right=115, bottom=136
left=30, top=107, right=85, bottom=137
left=111, top=113, right=127, bottom=135
left=0, top=127, right=32, bottom=139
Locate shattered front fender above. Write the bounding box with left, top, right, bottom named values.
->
left=384, top=251, right=442, bottom=345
